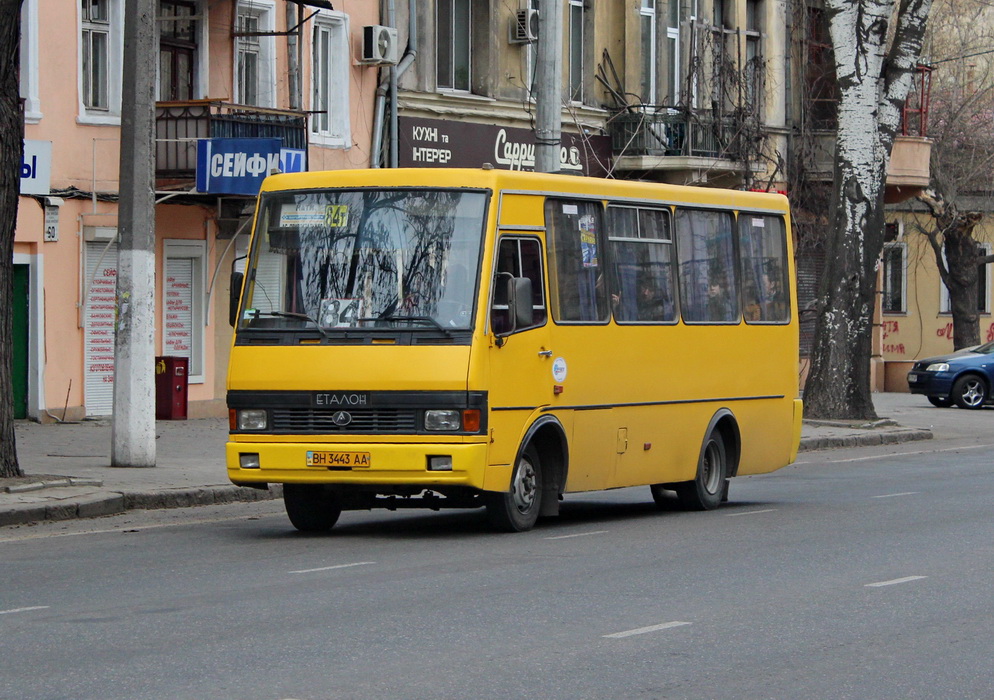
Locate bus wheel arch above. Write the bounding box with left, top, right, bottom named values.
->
left=656, top=409, right=740, bottom=511
left=524, top=415, right=568, bottom=518
left=486, top=415, right=567, bottom=532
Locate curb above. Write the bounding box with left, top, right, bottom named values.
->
left=0, top=485, right=282, bottom=528
left=798, top=428, right=933, bottom=452
left=2, top=429, right=935, bottom=528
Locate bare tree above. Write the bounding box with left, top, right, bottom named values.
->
left=911, top=0, right=994, bottom=349
left=803, top=0, right=932, bottom=420
left=0, top=0, right=23, bottom=479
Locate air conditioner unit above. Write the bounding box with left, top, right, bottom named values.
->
left=509, top=8, right=539, bottom=44
left=362, top=25, right=399, bottom=65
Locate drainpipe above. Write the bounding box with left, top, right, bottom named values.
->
left=371, top=0, right=418, bottom=167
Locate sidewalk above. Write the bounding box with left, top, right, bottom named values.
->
left=0, top=392, right=962, bottom=528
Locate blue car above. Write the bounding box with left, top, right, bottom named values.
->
left=907, top=340, right=994, bottom=409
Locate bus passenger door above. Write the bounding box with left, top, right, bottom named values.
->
left=487, top=235, right=554, bottom=472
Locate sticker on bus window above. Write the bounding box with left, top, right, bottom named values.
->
left=279, top=205, right=326, bottom=228
left=325, top=204, right=349, bottom=228
left=752, top=217, right=766, bottom=227
left=562, top=204, right=579, bottom=215
left=580, top=214, right=598, bottom=268
left=319, top=298, right=362, bottom=327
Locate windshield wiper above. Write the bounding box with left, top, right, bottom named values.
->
left=258, top=311, right=330, bottom=340
left=359, top=314, right=453, bottom=337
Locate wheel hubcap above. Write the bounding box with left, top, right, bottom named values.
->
left=512, top=457, right=538, bottom=514
left=962, top=381, right=984, bottom=407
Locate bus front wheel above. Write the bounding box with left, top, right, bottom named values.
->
left=283, top=484, right=342, bottom=532
left=675, top=430, right=727, bottom=511
left=486, top=444, right=543, bottom=532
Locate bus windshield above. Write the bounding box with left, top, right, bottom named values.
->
left=239, top=188, right=487, bottom=333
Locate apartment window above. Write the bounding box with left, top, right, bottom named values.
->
left=882, top=243, right=907, bottom=314
left=665, top=0, right=680, bottom=104
left=437, top=0, right=471, bottom=91
left=21, top=0, right=40, bottom=122
left=524, top=0, right=540, bottom=98
left=568, top=0, right=584, bottom=102
left=744, top=0, right=762, bottom=107
left=640, top=0, right=656, bottom=105
left=158, top=0, right=197, bottom=101
left=235, top=1, right=275, bottom=107
left=940, top=243, right=992, bottom=314
left=81, top=0, right=112, bottom=110
left=311, top=12, right=350, bottom=147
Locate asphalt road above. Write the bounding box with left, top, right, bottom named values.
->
left=2, top=435, right=993, bottom=700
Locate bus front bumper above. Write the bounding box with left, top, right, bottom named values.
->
left=226, top=440, right=505, bottom=492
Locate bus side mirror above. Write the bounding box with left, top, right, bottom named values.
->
left=510, top=276, right=533, bottom=330
left=229, top=271, right=244, bottom=327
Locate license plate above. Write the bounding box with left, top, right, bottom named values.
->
left=306, top=451, right=371, bottom=468
left=907, top=373, right=918, bottom=382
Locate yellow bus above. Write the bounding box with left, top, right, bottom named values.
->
left=226, top=167, right=802, bottom=532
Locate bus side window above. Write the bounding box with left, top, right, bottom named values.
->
left=675, top=209, right=739, bottom=324
left=739, top=215, right=790, bottom=323
left=607, top=206, right=678, bottom=324
left=546, top=199, right=609, bottom=323
left=491, top=237, right=547, bottom=334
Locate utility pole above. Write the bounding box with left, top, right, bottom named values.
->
left=534, top=0, right=563, bottom=173
left=112, top=0, right=157, bottom=467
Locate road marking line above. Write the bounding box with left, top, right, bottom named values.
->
left=604, top=621, right=692, bottom=638
left=0, top=606, right=49, bottom=615
left=812, top=443, right=994, bottom=464
left=289, top=561, right=375, bottom=574
left=865, top=575, right=927, bottom=588
left=725, top=509, right=777, bottom=517
left=871, top=492, right=920, bottom=499
left=544, top=530, right=608, bottom=540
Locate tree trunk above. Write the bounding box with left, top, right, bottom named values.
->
left=803, top=0, right=931, bottom=420
left=918, top=197, right=984, bottom=350
left=0, top=0, right=24, bottom=479
left=944, top=231, right=982, bottom=349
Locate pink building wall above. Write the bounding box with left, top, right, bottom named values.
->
left=15, top=0, right=380, bottom=421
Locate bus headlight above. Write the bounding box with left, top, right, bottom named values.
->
left=236, top=409, right=268, bottom=431
left=926, top=362, right=950, bottom=372
left=425, top=409, right=461, bottom=431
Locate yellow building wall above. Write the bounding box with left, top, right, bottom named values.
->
left=880, top=210, right=994, bottom=391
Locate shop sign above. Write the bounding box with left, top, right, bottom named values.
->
left=398, top=117, right=611, bottom=177
left=21, top=139, right=51, bottom=195
left=196, top=138, right=306, bottom=195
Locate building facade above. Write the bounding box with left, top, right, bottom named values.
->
left=879, top=205, right=994, bottom=392
left=15, top=0, right=379, bottom=420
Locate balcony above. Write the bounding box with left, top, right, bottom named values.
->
left=802, top=132, right=932, bottom=203
left=608, top=109, right=767, bottom=185
left=155, top=100, right=308, bottom=182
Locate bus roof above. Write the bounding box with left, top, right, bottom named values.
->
left=258, top=167, right=790, bottom=212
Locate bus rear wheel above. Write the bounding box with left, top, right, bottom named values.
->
left=486, top=444, right=542, bottom=532
left=675, top=430, right=727, bottom=511
left=283, top=484, right=342, bottom=532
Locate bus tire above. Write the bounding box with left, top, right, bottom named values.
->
left=675, top=430, right=727, bottom=511
left=486, top=444, right=543, bottom=532
left=284, top=484, right=342, bottom=532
